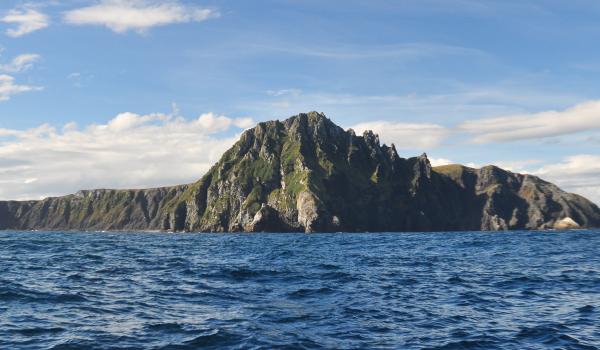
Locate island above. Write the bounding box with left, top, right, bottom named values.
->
left=1, top=112, right=599, bottom=232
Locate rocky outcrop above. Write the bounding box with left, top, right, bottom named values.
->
left=432, top=164, right=600, bottom=230
left=1, top=112, right=599, bottom=232
left=554, top=217, right=581, bottom=230
left=0, top=186, right=188, bottom=231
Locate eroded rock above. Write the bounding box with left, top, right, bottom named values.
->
left=1, top=112, right=599, bottom=232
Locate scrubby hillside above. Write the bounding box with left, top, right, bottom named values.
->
left=1, top=112, right=599, bottom=232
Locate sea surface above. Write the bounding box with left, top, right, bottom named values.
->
left=1, top=230, right=599, bottom=350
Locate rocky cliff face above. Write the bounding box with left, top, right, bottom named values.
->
left=432, top=164, right=600, bottom=230
left=1, top=112, right=599, bottom=232
left=0, top=186, right=188, bottom=231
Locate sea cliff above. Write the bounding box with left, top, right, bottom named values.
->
left=1, top=112, right=599, bottom=232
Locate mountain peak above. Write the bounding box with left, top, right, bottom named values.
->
left=282, top=111, right=344, bottom=136
left=284, top=110, right=330, bottom=124
left=1, top=112, right=599, bottom=232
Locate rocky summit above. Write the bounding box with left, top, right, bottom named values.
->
left=1, top=112, right=599, bottom=233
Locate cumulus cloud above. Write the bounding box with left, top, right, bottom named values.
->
left=0, top=54, right=41, bottom=73
left=459, top=100, right=600, bottom=143
left=0, top=74, right=43, bottom=101
left=0, top=112, right=254, bottom=200
left=1, top=6, right=50, bottom=37
left=350, top=120, right=450, bottom=150
left=63, top=0, right=218, bottom=33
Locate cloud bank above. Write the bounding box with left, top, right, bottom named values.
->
left=460, top=100, right=600, bottom=143
left=0, top=112, right=253, bottom=200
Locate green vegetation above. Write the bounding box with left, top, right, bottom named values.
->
left=433, top=164, right=469, bottom=178
left=2, top=112, right=599, bottom=233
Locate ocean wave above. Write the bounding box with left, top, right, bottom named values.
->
left=2, top=230, right=599, bottom=349
left=0, top=286, right=89, bottom=303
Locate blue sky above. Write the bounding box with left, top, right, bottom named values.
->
left=1, top=0, right=600, bottom=203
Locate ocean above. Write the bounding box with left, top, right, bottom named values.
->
left=1, top=230, right=598, bottom=349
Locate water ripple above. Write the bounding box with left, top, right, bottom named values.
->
left=1, top=230, right=599, bottom=349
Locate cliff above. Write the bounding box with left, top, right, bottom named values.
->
left=1, top=112, right=599, bottom=232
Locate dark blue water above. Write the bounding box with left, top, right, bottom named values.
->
left=1, top=231, right=599, bottom=350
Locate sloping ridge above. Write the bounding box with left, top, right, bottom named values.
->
left=1, top=111, right=599, bottom=232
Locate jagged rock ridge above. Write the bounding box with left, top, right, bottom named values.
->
left=1, top=112, right=599, bottom=232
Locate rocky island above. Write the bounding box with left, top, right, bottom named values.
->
left=1, top=112, right=599, bottom=232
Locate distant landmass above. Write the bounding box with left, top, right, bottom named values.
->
left=1, top=112, right=599, bottom=232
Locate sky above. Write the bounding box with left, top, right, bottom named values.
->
left=1, top=0, right=600, bottom=204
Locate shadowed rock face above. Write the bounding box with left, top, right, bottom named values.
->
left=1, top=112, right=599, bottom=232
left=432, top=164, right=600, bottom=230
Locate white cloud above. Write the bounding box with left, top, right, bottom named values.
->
left=459, top=100, right=600, bottom=143
left=1, top=7, right=49, bottom=37
left=350, top=120, right=450, bottom=150
left=0, top=74, right=43, bottom=101
left=429, top=157, right=454, bottom=167
left=63, top=0, right=218, bottom=33
left=533, top=155, right=600, bottom=205
left=103, top=112, right=168, bottom=131
left=194, top=113, right=254, bottom=131
left=0, top=111, right=253, bottom=200
left=0, top=54, right=41, bottom=73
left=536, top=155, right=600, bottom=178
